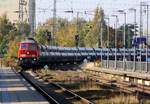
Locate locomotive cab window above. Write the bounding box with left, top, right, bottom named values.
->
left=20, top=43, right=37, bottom=50
left=29, top=44, right=37, bottom=50
left=20, top=44, right=28, bottom=49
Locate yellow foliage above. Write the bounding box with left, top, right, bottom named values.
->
left=4, top=37, right=20, bottom=66
left=56, top=24, right=76, bottom=47
left=7, top=40, right=18, bottom=58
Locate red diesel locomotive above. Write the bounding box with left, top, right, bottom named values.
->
left=18, top=38, right=39, bottom=67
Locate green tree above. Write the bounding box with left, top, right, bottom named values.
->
left=0, top=14, right=25, bottom=66
left=79, top=22, right=92, bottom=47
left=34, top=27, right=47, bottom=45
left=0, top=14, right=15, bottom=55
left=117, top=24, right=137, bottom=48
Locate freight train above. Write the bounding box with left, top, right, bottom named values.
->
left=18, top=38, right=149, bottom=69
left=18, top=38, right=100, bottom=68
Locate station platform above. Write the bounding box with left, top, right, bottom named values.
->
left=0, top=68, right=49, bottom=104
left=81, top=62, right=150, bottom=80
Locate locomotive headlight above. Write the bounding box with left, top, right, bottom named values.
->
left=34, top=58, right=36, bottom=61
left=20, top=58, right=22, bottom=60
left=27, top=52, right=30, bottom=55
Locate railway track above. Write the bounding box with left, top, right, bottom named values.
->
left=83, top=69, right=150, bottom=97
left=20, top=71, right=94, bottom=104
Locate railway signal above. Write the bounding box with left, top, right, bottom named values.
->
left=46, top=30, right=52, bottom=45
left=47, top=31, right=52, bottom=41
left=75, top=35, right=79, bottom=47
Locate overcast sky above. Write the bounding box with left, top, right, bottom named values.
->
left=36, top=0, right=146, bottom=26
left=0, top=0, right=18, bottom=21
left=37, top=0, right=140, bottom=22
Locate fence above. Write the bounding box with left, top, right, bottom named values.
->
left=102, top=60, right=150, bottom=73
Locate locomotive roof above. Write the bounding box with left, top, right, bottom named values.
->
left=20, top=39, right=37, bottom=44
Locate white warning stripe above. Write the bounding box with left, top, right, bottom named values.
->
left=0, top=69, right=11, bottom=104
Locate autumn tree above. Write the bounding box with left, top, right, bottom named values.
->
left=35, top=7, right=110, bottom=48
left=84, top=7, right=106, bottom=47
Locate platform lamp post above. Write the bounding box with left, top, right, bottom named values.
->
left=146, top=5, right=149, bottom=72
left=140, top=3, right=149, bottom=72
left=111, top=15, right=118, bottom=69
left=139, top=2, right=145, bottom=71
left=100, top=17, right=104, bottom=67
left=129, top=8, right=137, bottom=71
left=144, top=4, right=149, bottom=72
left=118, top=10, right=127, bottom=70
left=105, top=17, right=110, bottom=68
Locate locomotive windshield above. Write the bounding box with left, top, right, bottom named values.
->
left=20, top=43, right=37, bottom=50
